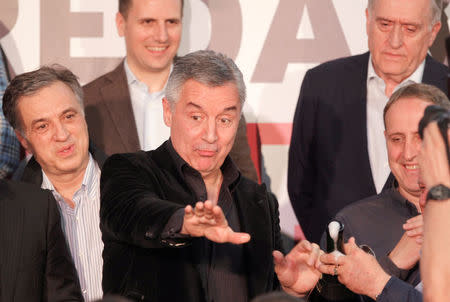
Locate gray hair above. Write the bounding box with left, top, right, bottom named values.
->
left=2, top=64, right=84, bottom=131
left=383, top=83, right=450, bottom=128
left=367, top=0, right=443, bottom=25
left=165, top=50, right=246, bottom=111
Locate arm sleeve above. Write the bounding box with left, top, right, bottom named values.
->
left=377, top=277, right=422, bottom=302
left=100, top=153, right=190, bottom=249
left=288, top=70, right=318, bottom=238
left=44, top=192, right=84, bottom=302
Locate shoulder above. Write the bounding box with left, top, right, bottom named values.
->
left=425, top=55, right=447, bottom=74
left=305, top=52, right=369, bottom=79
left=1, top=179, right=52, bottom=208
left=83, top=62, right=125, bottom=100
left=335, top=190, right=392, bottom=221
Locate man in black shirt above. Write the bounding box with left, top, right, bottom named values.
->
left=100, top=50, right=321, bottom=302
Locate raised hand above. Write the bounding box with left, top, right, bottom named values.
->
left=181, top=200, right=250, bottom=244
left=387, top=214, right=423, bottom=270
left=274, top=240, right=322, bottom=297
left=419, top=122, right=450, bottom=189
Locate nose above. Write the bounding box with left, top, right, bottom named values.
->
left=404, top=137, right=420, bottom=161
left=154, top=22, right=169, bottom=43
left=202, top=119, right=218, bottom=143
left=53, top=122, right=70, bottom=141
left=388, top=24, right=403, bottom=49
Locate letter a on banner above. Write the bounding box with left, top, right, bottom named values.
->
left=252, top=0, right=350, bottom=82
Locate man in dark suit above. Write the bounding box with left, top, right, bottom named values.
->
left=0, top=179, right=83, bottom=301
left=3, top=66, right=105, bottom=301
left=100, top=50, right=322, bottom=302
left=83, top=0, right=258, bottom=182
left=288, top=0, right=448, bottom=243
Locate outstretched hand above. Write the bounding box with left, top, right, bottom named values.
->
left=319, top=237, right=390, bottom=300
left=181, top=200, right=250, bottom=244
left=274, top=240, right=322, bottom=297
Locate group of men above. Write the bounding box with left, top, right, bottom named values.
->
left=0, top=0, right=449, bottom=302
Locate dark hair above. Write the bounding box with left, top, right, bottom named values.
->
left=383, top=83, right=450, bottom=128
left=119, top=0, right=184, bottom=18
left=165, top=50, right=246, bottom=110
left=2, top=64, right=83, bottom=130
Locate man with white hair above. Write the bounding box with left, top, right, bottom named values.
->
left=289, top=0, right=448, bottom=243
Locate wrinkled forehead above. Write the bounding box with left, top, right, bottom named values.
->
left=370, top=0, right=433, bottom=24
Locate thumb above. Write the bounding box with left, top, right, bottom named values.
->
left=344, top=237, right=358, bottom=254
left=228, top=232, right=251, bottom=245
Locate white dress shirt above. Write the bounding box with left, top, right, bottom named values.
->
left=366, top=56, right=425, bottom=193
left=42, top=154, right=103, bottom=301
left=124, top=60, right=171, bottom=151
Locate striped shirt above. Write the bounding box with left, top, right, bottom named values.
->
left=42, top=154, right=103, bottom=301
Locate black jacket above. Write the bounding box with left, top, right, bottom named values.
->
left=100, top=141, right=282, bottom=301
left=0, top=180, right=83, bottom=301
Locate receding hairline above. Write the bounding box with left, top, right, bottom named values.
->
left=119, top=0, right=184, bottom=18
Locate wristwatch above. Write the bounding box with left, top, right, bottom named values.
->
left=426, top=184, right=450, bottom=201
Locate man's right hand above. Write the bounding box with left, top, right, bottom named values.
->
left=181, top=200, right=251, bottom=244
left=388, top=214, right=423, bottom=270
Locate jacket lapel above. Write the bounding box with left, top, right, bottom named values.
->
left=422, top=54, right=448, bottom=95
left=101, top=63, right=140, bottom=152
left=0, top=183, right=24, bottom=300
left=234, top=183, right=274, bottom=298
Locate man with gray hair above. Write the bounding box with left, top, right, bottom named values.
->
left=288, top=0, right=449, bottom=243
left=100, top=50, right=323, bottom=302
left=83, top=0, right=258, bottom=182
left=2, top=65, right=106, bottom=301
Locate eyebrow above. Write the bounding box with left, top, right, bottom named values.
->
left=30, top=107, right=78, bottom=127
left=376, top=17, right=421, bottom=27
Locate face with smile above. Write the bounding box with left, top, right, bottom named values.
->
left=163, top=79, right=241, bottom=177
left=366, top=0, right=440, bottom=83
left=384, top=97, right=431, bottom=203
left=116, top=0, right=182, bottom=78
left=15, top=81, right=90, bottom=179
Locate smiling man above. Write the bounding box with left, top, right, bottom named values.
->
left=2, top=66, right=106, bottom=301
left=318, top=83, right=450, bottom=302
left=100, top=50, right=322, bottom=302
left=288, top=0, right=448, bottom=244
left=83, top=0, right=257, bottom=182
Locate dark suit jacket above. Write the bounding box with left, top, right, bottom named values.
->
left=83, top=62, right=258, bottom=181
left=0, top=180, right=83, bottom=302
left=100, top=142, right=282, bottom=302
left=288, top=52, right=448, bottom=243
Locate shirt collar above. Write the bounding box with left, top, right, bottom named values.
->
left=165, top=139, right=241, bottom=190
left=367, top=54, right=426, bottom=88
left=41, top=153, right=98, bottom=198
left=124, top=59, right=173, bottom=92
left=386, top=184, right=420, bottom=215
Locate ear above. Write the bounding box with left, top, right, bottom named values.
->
left=116, top=12, right=126, bottom=37
left=15, top=130, right=31, bottom=153
left=162, top=97, right=173, bottom=127
left=428, top=21, right=441, bottom=47
left=365, top=8, right=370, bottom=36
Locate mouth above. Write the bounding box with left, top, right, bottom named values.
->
left=404, top=164, right=419, bottom=171
left=145, top=46, right=169, bottom=53
left=57, top=144, right=75, bottom=157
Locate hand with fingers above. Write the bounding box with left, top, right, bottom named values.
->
left=319, top=237, right=390, bottom=300
left=180, top=200, right=251, bottom=244
left=388, top=214, right=423, bottom=270
left=274, top=240, right=323, bottom=297
left=418, top=122, right=450, bottom=190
